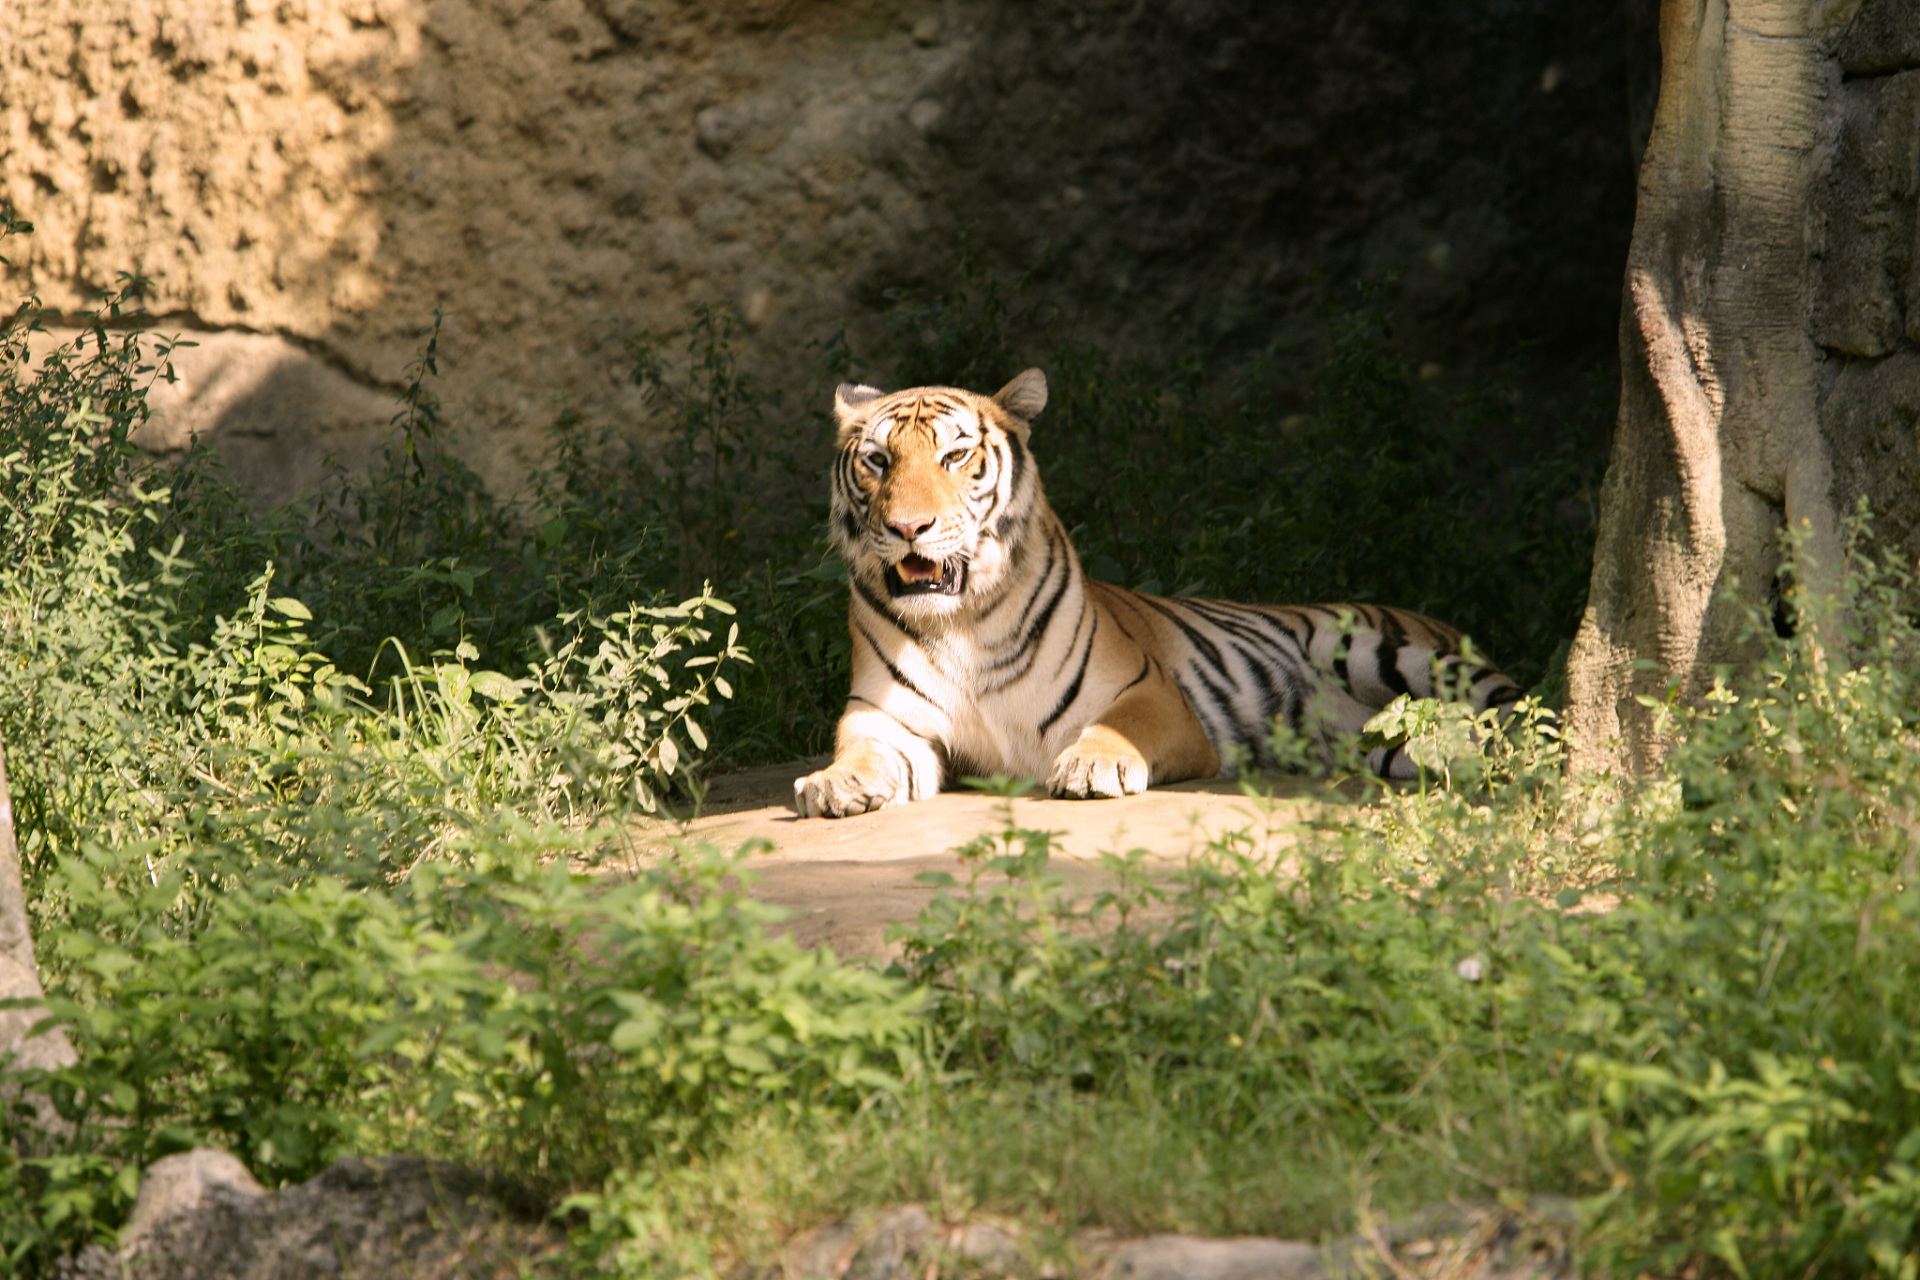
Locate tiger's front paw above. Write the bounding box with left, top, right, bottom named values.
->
left=1047, top=727, right=1151, bottom=800
left=794, top=762, right=907, bottom=819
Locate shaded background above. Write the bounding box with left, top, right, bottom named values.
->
left=3, top=0, right=1641, bottom=501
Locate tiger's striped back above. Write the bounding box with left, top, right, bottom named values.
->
left=1095, top=588, right=1522, bottom=778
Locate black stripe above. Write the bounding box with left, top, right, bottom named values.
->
left=978, top=447, right=1006, bottom=527
left=853, top=575, right=923, bottom=641
left=983, top=525, right=1059, bottom=629
left=1181, top=597, right=1289, bottom=650
left=1194, top=603, right=1320, bottom=687
left=1184, top=661, right=1241, bottom=743
left=1283, top=684, right=1306, bottom=731
left=1051, top=597, right=1092, bottom=677
left=1180, top=601, right=1318, bottom=692
left=1251, top=605, right=1315, bottom=648
left=1374, top=631, right=1411, bottom=698
left=1039, top=632, right=1094, bottom=738
left=1119, top=654, right=1151, bottom=694
left=1137, top=595, right=1228, bottom=672
left=973, top=521, right=1036, bottom=624
left=990, top=532, right=1073, bottom=672
left=856, top=621, right=934, bottom=705
left=1234, top=642, right=1287, bottom=727
left=1484, top=685, right=1522, bottom=708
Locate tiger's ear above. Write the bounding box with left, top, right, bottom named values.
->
left=829, top=383, right=879, bottom=433
left=992, top=368, right=1048, bottom=423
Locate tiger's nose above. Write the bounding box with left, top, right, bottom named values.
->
left=888, top=514, right=935, bottom=542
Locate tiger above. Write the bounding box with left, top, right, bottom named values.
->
left=792, top=368, right=1525, bottom=819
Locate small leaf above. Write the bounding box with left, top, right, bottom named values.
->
left=269, top=597, right=312, bottom=621
left=469, top=671, right=523, bottom=702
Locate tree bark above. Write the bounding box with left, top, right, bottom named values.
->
left=1565, top=0, right=1896, bottom=776
left=0, top=732, right=75, bottom=1075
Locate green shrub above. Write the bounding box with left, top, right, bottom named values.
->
left=875, top=513, right=1920, bottom=1279
left=38, top=209, right=1911, bottom=1280
left=30, top=841, right=920, bottom=1183
left=0, top=220, right=793, bottom=1272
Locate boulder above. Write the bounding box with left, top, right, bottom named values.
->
left=1103, top=1235, right=1325, bottom=1280
left=111, top=1153, right=560, bottom=1280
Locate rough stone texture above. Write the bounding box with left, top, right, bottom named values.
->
left=1811, top=43, right=1920, bottom=571
left=1104, top=1235, right=1325, bottom=1280
left=116, top=1154, right=561, bottom=1279
left=1810, top=71, right=1919, bottom=360
left=1838, top=0, right=1920, bottom=75
left=1317, top=1200, right=1576, bottom=1280
left=776, top=1205, right=937, bottom=1280
left=93, top=1172, right=1572, bottom=1280
left=769, top=1204, right=1032, bottom=1279
left=120, top=1149, right=267, bottom=1244
left=1566, top=0, right=1920, bottom=776
left=950, top=1220, right=1023, bottom=1273
left=1822, top=350, right=1920, bottom=555
left=29, top=326, right=397, bottom=505
left=2, top=0, right=1635, bottom=499
left=916, top=2, right=1635, bottom=391
left=845, top=1205, right=934, bottom=1280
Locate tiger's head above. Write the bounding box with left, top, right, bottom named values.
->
left=828, top=368, right=1049, bottom=622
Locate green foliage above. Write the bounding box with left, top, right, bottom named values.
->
left=28, top=211, right=1918, bottom=1280
left=0, top=224, right=795, bottom=1270
left=873, top=513, right=1920, bottom=1279
left=30, top=844, right=918, bottom=1184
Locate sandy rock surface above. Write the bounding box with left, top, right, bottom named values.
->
left=5, top=0, right=972, bottom=490
left=639, top=760, right=1321, bottom=960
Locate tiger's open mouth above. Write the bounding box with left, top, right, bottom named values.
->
left=885, top=553, right=968, bottom=598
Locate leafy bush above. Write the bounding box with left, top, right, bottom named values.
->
left=31, top=842, right=918, bottom=1183
left=38, top=207, right=1913, bottom=1280
left=0, top=224, right=807, bottom=1270
left=873, top=513, right=1920, bottom=1280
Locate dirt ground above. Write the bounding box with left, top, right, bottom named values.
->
left=634, top=761, right=1326, bottom=961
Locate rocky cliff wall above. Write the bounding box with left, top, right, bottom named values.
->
left=3, top=0, right=1636, bottom=500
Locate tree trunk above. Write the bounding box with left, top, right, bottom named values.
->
left=1565, top=0, right=1920, bottom=776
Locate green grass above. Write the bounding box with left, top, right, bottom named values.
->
left=20, top=213, right=1920, bottom=1280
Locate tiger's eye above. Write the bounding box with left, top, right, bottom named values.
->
left=942, top=449, right=970, bottom=469
left=863, top=451, right=889, bottom=473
